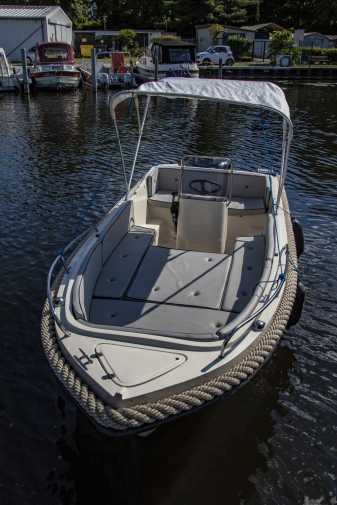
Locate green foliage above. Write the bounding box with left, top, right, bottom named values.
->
left=269, top=29, right=293, bottom=55
left=227, top=34, right=251, bottom=58
left=60, top=0, right=94, bottom=29
left=21, top=0, right=337, bottom=42
left=220, top=0, right=259, bottom=25
left=118, top=29, right=137, bottom=53
left=301, top=47, right=337, bottom=63
left=269, top=29, right=300, bottom=63
left=151, top=35, right=182, bottom=43
left=209, top=24, right=224, bottom=42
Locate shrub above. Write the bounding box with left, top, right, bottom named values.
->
left=227, top=35, right=252, bottom=58
left=118, top=29, right=137, bottom=55
left=269, top=29, right=300, bottom=63
left=301, top=47, right=337, bottom=63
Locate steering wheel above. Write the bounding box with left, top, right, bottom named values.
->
left=189, top=179, right=222, bottom=195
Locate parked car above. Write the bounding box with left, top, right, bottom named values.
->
left=196, top=46, right=235, bottom=66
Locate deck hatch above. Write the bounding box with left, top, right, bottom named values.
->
left=96, top=343, right=186, bottom=387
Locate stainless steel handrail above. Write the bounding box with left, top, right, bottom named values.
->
left=226, top=161, right=234, bottom=208
left=46, top=228, right=91, bottom=328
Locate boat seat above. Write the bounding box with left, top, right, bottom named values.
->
left=228, top=197, right=266, bottom=215
left=147, top=166, right=180, bottom=209
left=148, top=192, right=266, bottom=214
left=127, top=246, right=232, bottom=309
left=90, top=299, right=231, bottom=341
left=229, top=173, right=268, bottom=215
left=148, top=190, right=174, bottom=208
left=177, top=197, right=227, bottom=253
left=222, top=236, right=265, bottom=314
left=94, top=226, right=155, bottom=299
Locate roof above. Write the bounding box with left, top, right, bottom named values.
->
left=304, top=32, right=331, bottom=38
left=111, top=78, right=291, bottom=124
left=0, top=5, right=60, bottom=19
left=327, top=35, right=337, bottom=40
left=153, top=39, right=195, bottom=47
left=241, top=23, right=283, bottom=32
left=195, top=23, right=255, bottom=33
left=74, top=29, right=163, bottom=35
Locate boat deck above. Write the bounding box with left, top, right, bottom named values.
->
left=89, top=226, right=265, bottom=341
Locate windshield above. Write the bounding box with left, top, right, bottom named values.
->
left=168, top=48, right=192, bottom=63
left=37, top=45, right=73, bottom=63
left=44, top=48, right=68, bottom=60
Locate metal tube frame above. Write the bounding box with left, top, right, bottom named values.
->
left=110, top=90, right=293, bottom=209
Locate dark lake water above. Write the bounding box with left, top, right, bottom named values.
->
left=1, top=83, right=337, bottom=505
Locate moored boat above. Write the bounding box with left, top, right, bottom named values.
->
left=97, top=51, right=135, bottom=89
left=42, top=78, right=304, bottom=435
left=134, top=39, right=199, bottom=83
left=30, top=42, right=81, bottom=90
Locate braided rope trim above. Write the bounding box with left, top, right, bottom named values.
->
left=41, top=195, right=298, bottom=433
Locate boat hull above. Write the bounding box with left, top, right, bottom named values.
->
left=31, top=70, right=81, bottom=90
left=41, top=189, right=299, bottom=436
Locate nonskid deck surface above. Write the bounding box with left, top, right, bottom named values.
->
left=90, top=226, right=265, bottom=340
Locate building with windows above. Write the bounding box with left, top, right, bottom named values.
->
left=195, top=23, right=284, bottom=58
left=73, top=29, right=164, bottom=57
left=302, top=32, right=336, bottom=49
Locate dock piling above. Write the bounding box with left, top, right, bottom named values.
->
left=154, top=55, right=159, bottom=81
left=91, top=47, right=97, bottom=91
left=21, top=48, right=30, bottom=94
left=218, top=58, right=223, bottom=79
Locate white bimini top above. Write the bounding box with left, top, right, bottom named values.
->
left=111, top=77, right=292, bottom=125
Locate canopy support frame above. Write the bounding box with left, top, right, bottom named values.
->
left=110, top=82, right=293, bottom=207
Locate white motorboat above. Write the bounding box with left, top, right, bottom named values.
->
left=134, top=40, right=199, bottom=83
left=42, top=78, right=304, bottom=435
left=0, top=47, right=18, bottom=91
left=30, top=42, right=81, bottom=90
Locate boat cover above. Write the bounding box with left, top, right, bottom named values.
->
left=110, top=78, right=291, bottom=124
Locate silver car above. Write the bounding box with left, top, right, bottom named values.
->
left=197, top=45, right=235, bottom=66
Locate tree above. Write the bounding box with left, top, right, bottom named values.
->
left=227, top=34, right=251, bottom=58
left=209, top=23, right=225, bottom=42
left=118, top=29, right=138, bottom=55
left=269, top=29, right=299, bottom=63
left=219, top=0, right=257, bottom=25
left=171, top=0, right=225, bottom=36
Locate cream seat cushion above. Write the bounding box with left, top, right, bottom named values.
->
left=176, top=198, right=227, bottom=253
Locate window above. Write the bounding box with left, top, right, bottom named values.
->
left=42, top=47, right=68, bottom=60
left=168, top=48, right=192, bottom=63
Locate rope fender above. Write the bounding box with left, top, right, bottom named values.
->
left=40, top=194, right=298, bottom=433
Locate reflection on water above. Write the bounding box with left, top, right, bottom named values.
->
left=0, top=84, right=337, bottom=505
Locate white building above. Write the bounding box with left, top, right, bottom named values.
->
left=195, top=23, right=284, bottom=58
left=302, top=32, right=335, bottom=49
left=195, top=24, right=255, bottom=52
left=0, top=5, right=72, bottom=61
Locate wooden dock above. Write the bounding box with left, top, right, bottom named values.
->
left=200, top=65, right=337, bottom=81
